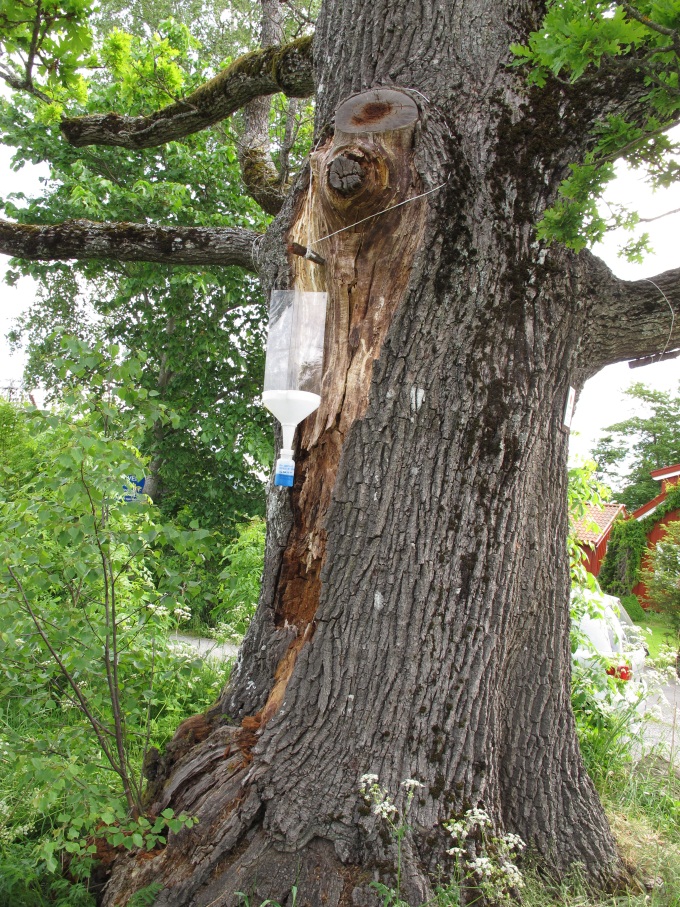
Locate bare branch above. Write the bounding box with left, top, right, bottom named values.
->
left=579, top=251, right=680, bottom=369
left=619, top=1, right=680, bottom=44
left=0, top=219, right=261, bottom=273
left=593, top=117, right=680, bottom=165
left=638, top=206, right=680, bottom=223
left=0, top=61, right=51, bottom=102
left=60, top=35, right=314, bottom=150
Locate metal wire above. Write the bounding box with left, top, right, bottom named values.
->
left=309, top=181, right=448, bottom=248
left=644, top=277, right=676, bottom=355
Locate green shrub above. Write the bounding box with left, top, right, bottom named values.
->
left=0, top=844, right=95, bottom=907
left=620, top=593, right=646, bottom=621
left=0, top=339, right=231, bottom=877
left=210, top=517, right=265, bottom=644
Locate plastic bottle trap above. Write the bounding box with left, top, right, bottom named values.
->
left=262, top=291, right=327, bottom=487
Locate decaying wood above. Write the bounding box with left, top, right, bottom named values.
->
left=254, top=117, right=429, bottom=710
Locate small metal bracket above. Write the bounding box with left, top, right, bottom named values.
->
left=628, top=348, right=680, bottom=369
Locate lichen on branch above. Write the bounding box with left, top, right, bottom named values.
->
left=60, top=35, right=314, bottom=149
left=0, top=219, right=261, bottom=272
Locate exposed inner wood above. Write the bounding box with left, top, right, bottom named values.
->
left=334, top=88, right=419, bottom=133
left=251, top=123, right=427, bottom=739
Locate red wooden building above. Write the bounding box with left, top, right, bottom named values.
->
left=574, top=502, right=626, bottom=577
left=631, top=463, right=680, bottom=605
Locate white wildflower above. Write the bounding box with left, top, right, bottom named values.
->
left=401, top=778, right=424, bottom=790
left=502, top=832, right=526, bottom=851
left=373, top=800, right=398, bottom=819
left=359, top=773, right=379, bottom=786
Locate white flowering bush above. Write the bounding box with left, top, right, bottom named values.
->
left=649, top=643, right=680, bottom=682
left=444, top=807, right=525, bottom=905
left=569, top=584, right=658, bottom=778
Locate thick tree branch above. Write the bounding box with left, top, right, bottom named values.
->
left=579, top=251, right=680, bottom=370
left=60, top=36, right=314, bottom=150
left=0, top=219, right=261, bottom=272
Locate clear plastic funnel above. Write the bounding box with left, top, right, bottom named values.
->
left=262, top=291, right=327, bottom=487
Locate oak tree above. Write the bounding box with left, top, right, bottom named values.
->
left=2, top=0, right=680, bottom=904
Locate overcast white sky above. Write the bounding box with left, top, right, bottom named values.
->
left=1, top=131, right=679, bottom=464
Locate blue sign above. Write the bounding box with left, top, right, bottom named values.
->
left=122, top=475, right=145, bottom=502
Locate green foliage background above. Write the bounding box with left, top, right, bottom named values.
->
left=593, top=384, right=680, bottom=512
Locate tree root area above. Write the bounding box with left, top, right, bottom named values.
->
left=101, top=722, right=371, bottom=907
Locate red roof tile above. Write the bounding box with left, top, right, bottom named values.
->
left=573, top=503, right=625, bottom=545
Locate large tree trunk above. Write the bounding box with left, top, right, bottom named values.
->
left=101, top=1, right=642, bottom=903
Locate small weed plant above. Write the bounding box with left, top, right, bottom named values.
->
left=360, top=776, right=524, bottom=907
left=359, top=774, right=425, bottom=907
left=444, top=808, right=525, bottom=905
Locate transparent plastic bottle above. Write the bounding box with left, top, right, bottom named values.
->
left=262, top=291, right=327, bottom=487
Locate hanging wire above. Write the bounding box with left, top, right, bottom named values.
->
left=308, top=181, right=448, bottom=249
left=644, top=277, right=676, bottom=355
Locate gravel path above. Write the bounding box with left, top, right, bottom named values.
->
left=170, top=632, right=239, bottom=662
left=644, top=671, right=680, bottom=759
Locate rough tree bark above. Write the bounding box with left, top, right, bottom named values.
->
left=3, top=1, right=680, bottom=905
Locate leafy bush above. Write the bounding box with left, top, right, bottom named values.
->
left=620, top=593, right=646, bottom=621
left=570, top=586, right=648, bottom=779
left=210, top=517, right=265, bottom=644
left=0, top=844, right=95, bottom=907
left=0, top=339, right=231, bottom=876
left=600, top=484, right=680, bottom=597
left=599, top=517, right=648, bottom=597
left=643, top=520, right=680, bottom=639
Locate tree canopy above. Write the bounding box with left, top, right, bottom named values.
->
left=593, top=382, right=680, bottom=510
left=0, top=6, right=318, bottom=528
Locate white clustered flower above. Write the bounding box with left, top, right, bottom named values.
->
left=401, top=778, right=424, bottom=790
left=503, top=832, right=526, bottom=851
left=173, top=605, right=192, bottom=622
left=444, top=807, right=525, bottom=904
left=359, top=773, right=379, bottom=786
left=471, top=855, right=494, bottom=877
left=373, top=800, right=398, bottom=819
left=358, top=774, right=400, bottom=823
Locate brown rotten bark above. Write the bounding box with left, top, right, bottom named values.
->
left=0, top=219, right=260, bottom=271
left=59, top=36, right=313, bottom=150
left=6, top=1, right=680, bottom=905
